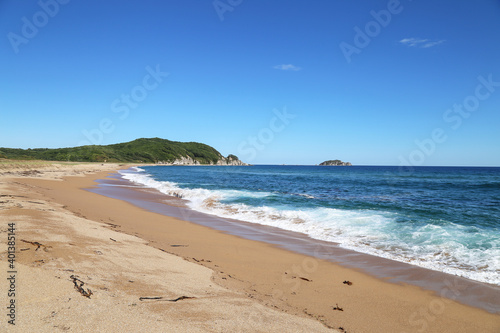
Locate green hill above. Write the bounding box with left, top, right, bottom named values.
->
left=0, top=138, right=244, bottom=164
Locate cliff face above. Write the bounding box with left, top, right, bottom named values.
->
left=214, top=155, right=248, bottom=165
left=156, top=155, right=248, bottom=166
left=319, top=160, right=352, bottom=166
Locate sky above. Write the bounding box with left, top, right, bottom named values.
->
left=1, top=0, right=499, bottom=166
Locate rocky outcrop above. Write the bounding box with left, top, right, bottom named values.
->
left=214, top=155, right=248, bottom=166
left=319, top=160, right=352, bottom=166
left=169, top=156, right=201, bottom=165
left=156, top=155, right=248, bottom=166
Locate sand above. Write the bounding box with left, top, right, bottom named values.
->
left=0, top=162, right=499, bottom=332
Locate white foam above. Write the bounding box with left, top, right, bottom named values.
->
left=295, top=193, right=316, bottom=199
left=119, top=168, right=500, bottom=285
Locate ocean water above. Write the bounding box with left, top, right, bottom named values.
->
left=120, top=165, right=500, bottom=285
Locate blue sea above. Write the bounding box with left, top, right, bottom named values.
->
left=120, top=165, right=500, bottom=285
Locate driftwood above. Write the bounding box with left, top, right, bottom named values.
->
left=169, top=296, right=195, bottom=302
left=70, top=275, right=93, bottom=298
left=299, top=277, right=312, bottom=282
left=139, top=296, right=163, bottom=301
left=139, top=296, right=196, bottom=302
left=21, top=239, right=50, bottom=251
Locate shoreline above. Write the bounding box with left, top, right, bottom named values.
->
left=119, top=164, right=500, bottom=287
left=92, top=169, right=500, bottom=313
left=1, top=163, right=333, bottom=332
left=2, top=163, right=499, bottom=332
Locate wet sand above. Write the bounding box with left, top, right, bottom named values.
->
left=91, top=171, right=500, bottom=314
left=1, top=163, right=499, bottom=332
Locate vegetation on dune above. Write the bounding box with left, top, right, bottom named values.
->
left=0, top=138, right=233, bottom=164
left=0, top=160, right=55, bottom=170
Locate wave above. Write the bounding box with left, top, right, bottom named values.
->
left=294, top=193, right=316, bottom=199
left=119, top=168, right=500, bottom=285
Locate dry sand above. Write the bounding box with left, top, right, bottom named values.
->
left=0, top=162, right=499, bottom=332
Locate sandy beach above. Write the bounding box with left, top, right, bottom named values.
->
left=1, top=162, right=499, bottom=332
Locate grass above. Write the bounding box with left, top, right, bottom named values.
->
left=0, top=159, right=55, bottom=169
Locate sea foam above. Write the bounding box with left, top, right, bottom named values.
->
left=119, top=167, right=500, bottom=285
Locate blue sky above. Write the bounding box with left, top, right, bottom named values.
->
left=1, top=0, right=499, bottom=166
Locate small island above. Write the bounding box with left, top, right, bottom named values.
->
left=319, top=159, right=352, bottom=166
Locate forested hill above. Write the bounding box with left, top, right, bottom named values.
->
left=0, top=138, right=247, bottom=165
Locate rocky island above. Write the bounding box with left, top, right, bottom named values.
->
left=319, top=159, right=352, bottom=166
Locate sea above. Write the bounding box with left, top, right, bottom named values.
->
left=119, top=165, right=500, bottom=286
